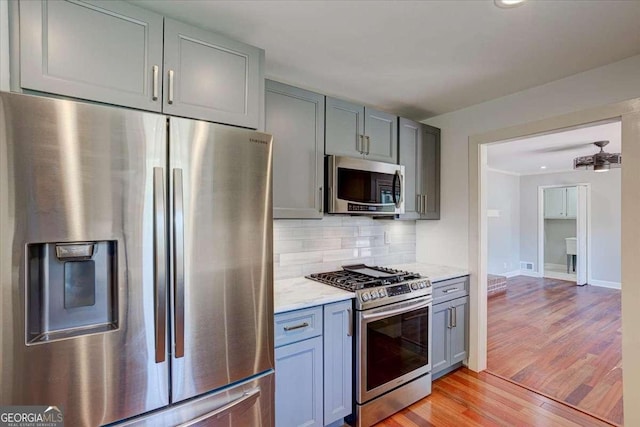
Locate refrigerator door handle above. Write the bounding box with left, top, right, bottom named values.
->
left=177, top=388, right=261, bottom=427
left=173, top=168, right=185, bottom=358
left=153, top=167, right=167, bottom=363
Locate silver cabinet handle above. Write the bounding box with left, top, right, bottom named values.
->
left=365, top=135, right=371, bottom=155
left=443, top=288, right=459, bottom=294
left=416, top=194, right=421, bottom=214
left=178, top=388, right=261, bottom=427
left=319, top=187, right=323, bottom=213
left=173, top=168, right=185, bottom=358
left=347, top=308, right=353, bottom=337
left=452, top=306, right=457, bottom=328
left=423, top=194, right=428, bottom=214
left=168, top=69, right=175, bottom=104
left=152, top=65, right=159, bottom=101
left=284, top=322, right=309, bottom=331
left=357, top=134, right=364, bottom=153
left=447, top=307, right=452, bottom=329
left=153, top=167, right=167, bottom=363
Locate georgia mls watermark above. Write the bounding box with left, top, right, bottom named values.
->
left=0, top=406, right=63, bottom=427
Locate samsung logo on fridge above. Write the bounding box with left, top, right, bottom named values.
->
left=249, top=138, right=268, bottom=145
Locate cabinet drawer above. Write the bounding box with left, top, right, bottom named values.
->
left=433, top=276, right=469, bottom=304
left=275, top=306, right=323, bottom=348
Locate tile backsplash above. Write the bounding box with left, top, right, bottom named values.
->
left=274, top=216, right=416, bottom=280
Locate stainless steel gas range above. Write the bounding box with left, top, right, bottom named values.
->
left=307, top=265, right=432, bottom=427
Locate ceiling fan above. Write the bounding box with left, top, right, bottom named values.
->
left=573, top=141, right=621, bottom=172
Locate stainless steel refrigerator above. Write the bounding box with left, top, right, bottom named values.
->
left=0, top=92, right=274, bottom=426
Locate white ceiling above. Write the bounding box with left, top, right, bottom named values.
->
left=487, top=121, right=621, bottom=175
left=130, top=0, right=640, bottom=121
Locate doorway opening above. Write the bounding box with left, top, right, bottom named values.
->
left=484, top=119, right=623, bottom=424
left=539, top=184, right=589, bottom=284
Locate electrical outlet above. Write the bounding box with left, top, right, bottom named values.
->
left=503, top=262, right=508, bottom=269
left=384, top=231, right=390, bottom=245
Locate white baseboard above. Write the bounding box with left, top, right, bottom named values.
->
left=588, top=279, right=621, bottom=289
left=519, top=270, right=542, bottom=278
left=544, top=270, right=577, bottom=281
left=503, top=270, right=521, bottom=278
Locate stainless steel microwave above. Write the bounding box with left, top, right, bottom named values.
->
left=326, top=155, right=404, bottom=215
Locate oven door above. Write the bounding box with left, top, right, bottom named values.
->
left=327, top=155, right=404, bottom=215
left=356, top=296, right=432, bottom=404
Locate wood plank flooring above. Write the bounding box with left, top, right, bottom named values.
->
left=376, top=368, right=614, bottom=426
left=487, top=276, right=622, bottom=425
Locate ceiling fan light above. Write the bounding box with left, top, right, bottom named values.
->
left=494, top=0, right=526, bottom=8
left=593, top=160, right=610, bottom=172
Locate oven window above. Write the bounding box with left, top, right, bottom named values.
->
left=337, top=168, right=398, bottom=204
left=366, top=307, right=429, bottom=391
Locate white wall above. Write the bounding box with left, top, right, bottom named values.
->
left=0, top=0, right=9, bottom=92
left=417, top=53, right=640, bottom=268
left=544, top=218, right=576, bottom=267
left=486, top=170, right=520, bottom=275
left=520, top=170, right=621, bottom=284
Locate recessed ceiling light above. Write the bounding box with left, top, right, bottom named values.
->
left=540, top=166, right=547, bottom=169
left=494, top=0, right=526, bottom=8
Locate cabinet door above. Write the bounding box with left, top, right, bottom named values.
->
left=323, top=300, right=353, bottom=425
left=450, top=297, right=469, bottom=365
left=275, top=336, right=323, bottom=427
left=364, top=107, right=397, bottom=163
left=398, top=117, right=422, bottom=219
left=431, top=302, right=450, bottom=375
left=544, top=187, right=566, bottom=218
left=266, top=81, right=324, bottom=219
left=421, top=124, right=441, bottom=219
left=565, top=187, right=577, bottom=218
left=19, top=0, right=163, bottom=111
left=325, top=97, right=365, bottom=158
left=163, top=18, right=263, bottom=129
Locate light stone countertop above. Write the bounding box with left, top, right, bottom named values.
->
left=273, top=263, right=469, bottom=314
left=274, top=276, right=355, bottom=314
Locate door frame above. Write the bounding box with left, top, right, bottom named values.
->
left=537, top=184, right=591, bottom=284
left=468, top=97, right=640, bottom=424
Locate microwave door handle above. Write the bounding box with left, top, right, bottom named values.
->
left=393, top=170, right=403, bottom=208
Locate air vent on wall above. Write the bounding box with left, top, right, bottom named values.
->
left=520, top=262, right=534, bottom=271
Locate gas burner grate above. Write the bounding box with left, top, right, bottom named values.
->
left=306, top=265, right=421, bottom=291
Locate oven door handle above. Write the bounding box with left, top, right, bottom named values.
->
left=361, top=298, right=431, bottom=321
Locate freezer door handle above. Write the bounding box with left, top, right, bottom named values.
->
left=177, top=388, right=261, bottom=426
left=153, top=167, right=167, bottom=363
left=173, top=168, right=185, bottom=358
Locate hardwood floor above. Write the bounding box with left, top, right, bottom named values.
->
left=487, top=276, right=622, bottom=425
left=376, top=368, right=614, bottom=426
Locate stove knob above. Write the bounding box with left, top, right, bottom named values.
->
left=411, top=283, right=419, bottom=290
left=378, top=289, right=386, bottom=298
left=419, top=281, right=427, bottom=289
left=370, top=292, right=378, bottom=300
left=361, top=292, right=370, bottom=302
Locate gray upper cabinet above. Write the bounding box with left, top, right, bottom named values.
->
left=163, top=18, right=263, bottom=129
left=266, top=80, right=324, bottom=219
left=364, top=107, right=397, bottom=163
left=19, top=0, right=164, bottom=112
left=398, top=117, right=441, bottom=220
left=17, top=1, right=264, bottom=129
left=325, top=97, right=397, bottom=163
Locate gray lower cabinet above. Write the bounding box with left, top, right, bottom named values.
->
left=275, top=301, right=353, bottom=427
left=323, top=300, right=353, bottom=425
left=266, top=80, right=325, bottom=219
left=398, top=117, right=441, bottom=220
left=275, top=336, right=324, bottom=427
left=431, top=276, right=469, bottom=380
left=163, top=18, right=263, bottom=129
left=19, top=0, right=164, bottom=112
left=326, top=97, right=397, bottom=163
left=17, top=1, right=264, bottom=129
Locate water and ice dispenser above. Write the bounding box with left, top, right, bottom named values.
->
left=26, top=241, right=118, bottom=344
